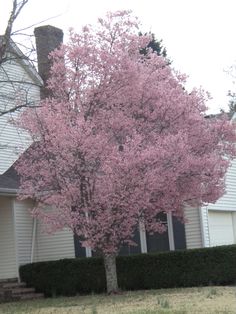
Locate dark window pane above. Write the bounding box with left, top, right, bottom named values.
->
left=74, top=234, right=86, bottom=257
left=119, top=228, right=141, bottom=256
left=146, top=230, right=169, bottom=252
left=146, top=213, right=169, bottom=252
left=172, top=216, right=186, bottom=250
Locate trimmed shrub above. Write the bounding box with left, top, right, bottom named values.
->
left=19, top=245, right=236, bottom=296
left=20, top=257, right=106, bottom=296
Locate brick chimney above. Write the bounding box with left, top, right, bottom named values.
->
left=34, top=25, right=63, bottom=99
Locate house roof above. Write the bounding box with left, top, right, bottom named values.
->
left=0, top=165, right=19, bottom=194
left=0, top=141, right=39, bottom=194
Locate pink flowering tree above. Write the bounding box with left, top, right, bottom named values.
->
left=16, top=11, right=236, bottom=293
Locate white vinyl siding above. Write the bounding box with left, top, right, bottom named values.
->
left=207, top=159, right=236, bottom=213
left=35, top=219, right=75, bottom=262
left=13, top=199, right=75, bottom=264
left=0, top=54, right=40, bottom=174
left=14, top=199, right=34, bottom=266
left=0, top=113, right=31, bottom=174
left=0, top=196, right=75, bottom=277
left=184, top=206, right=203, bottom=249
left=0, top=197, right=17, bottom=280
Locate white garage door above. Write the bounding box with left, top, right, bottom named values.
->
left=208, top=211, right=235, bottom=246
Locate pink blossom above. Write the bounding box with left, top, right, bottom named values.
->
left=16, top=11, right=236, bottom=255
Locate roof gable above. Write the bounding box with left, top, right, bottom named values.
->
left=0, top=36, right=43, bottom=87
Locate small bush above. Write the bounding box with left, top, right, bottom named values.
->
left=19, top=245, right=236, bottom=296
left=20, top=257, right=106, bottom=296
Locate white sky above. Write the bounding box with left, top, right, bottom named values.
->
left=1, top=0, right=236, bottom=113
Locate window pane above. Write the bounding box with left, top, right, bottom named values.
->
left=172, top=216, right=186, bottom=250
left=119, top=228, right=141, bottom=256
left=74, top=234, right=86, bottom=257
left=146, top=213, right=169, bottom=252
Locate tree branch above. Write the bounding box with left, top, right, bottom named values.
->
left=0, top=0, right=29, bottom=63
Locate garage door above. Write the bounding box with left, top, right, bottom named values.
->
left=208, top=211, right=235, bottom=246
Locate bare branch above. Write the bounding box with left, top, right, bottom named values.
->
left=11, top=13, right=64, bottom=36
left=0, top=0, right=29, bottom=62
left=0, top=103, right=40, bottom=116
left=0, top=1, right=43, bottom=117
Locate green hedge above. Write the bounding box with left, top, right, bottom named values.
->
left=19, top=245, right=236, bottom=296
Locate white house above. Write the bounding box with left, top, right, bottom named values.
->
left=184, top=114, right=236, bottom=249
left=204, top=115, right=236, bottom=247
left=0, top=25, right=229, bottom=282
left=0, top=26, right=76, bottom=281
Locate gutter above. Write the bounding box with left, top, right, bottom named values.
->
left=0, top=188, right=18, bottom=196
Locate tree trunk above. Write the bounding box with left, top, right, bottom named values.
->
left=104, top=253, right=119, bottom=294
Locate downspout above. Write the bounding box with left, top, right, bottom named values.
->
left=30, top=218, right=37, bottom=263
left=12, top=199, right=20, bottom=282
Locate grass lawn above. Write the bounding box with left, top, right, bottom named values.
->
left=0, top=286, right=236, bottom=314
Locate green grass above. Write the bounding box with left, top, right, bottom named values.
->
left=0, top=286, right=236, bottom=314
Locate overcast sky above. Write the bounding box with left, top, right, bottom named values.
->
left=1, top=0, right=236, bottom=113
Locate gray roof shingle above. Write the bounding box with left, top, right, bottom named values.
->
left=0, top=165, right=20, bottom=191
